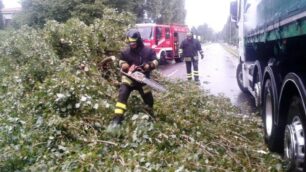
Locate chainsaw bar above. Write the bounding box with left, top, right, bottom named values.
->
left=121, top=71, right=167, bottom=92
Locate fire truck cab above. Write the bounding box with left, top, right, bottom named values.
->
left=135, top=23, right=189, bottom=64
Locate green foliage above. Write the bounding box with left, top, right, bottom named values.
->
left=102, top=0, right=186, bottom=24
left=0, top=71, right=284, bottom=171
left=220, top=16, right=238, bottom=45
left=0, top=5, right=282, bottom=171
left=44, top=11, right=133, bottom=60
left=0, top=11, right=132, bottom=114
left=190, top=15, right=238, bottom=44
left=105, top=0, right=140, bottom=12
left=128, top=0, right=146, bottom=23
left=195, top=24, right=215, bottom=43
left=0, top=26, right=58, bottom=95
left=15, top=0, right=185, bottom=28
left=16, top=0, right=113, bottom=27
left=0, top=10, right=133, bottom=171
left=70, top=1, right=106, bottom=25
left=146, top=0, right=186, bottom=24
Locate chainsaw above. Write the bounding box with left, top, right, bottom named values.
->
left=121, top=64, right=167, bottom=92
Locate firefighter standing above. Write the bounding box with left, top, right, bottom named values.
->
left=179, top=32, right=204, bottom=82
left=110, top=29, right=159, bottom=126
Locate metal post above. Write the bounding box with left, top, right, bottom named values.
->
left=230, top=20, right=231, bottom=44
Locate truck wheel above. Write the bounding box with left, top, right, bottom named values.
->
left=175, top=53, right=184, bottom=63
left=159, top=51, right=168, bottom=65
left=262, top=78, right=284, bottom=153
left=236, top=62, right=248, bottom=93
left=284, top=96, right=306, bottom=172
left=175, top=56, right=183, bottom=63
left=262, top=66, right=283, bottom=152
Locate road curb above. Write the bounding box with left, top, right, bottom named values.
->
left=221, top=44, right=239, bottom=66
left=222, top=44, right=238, bottom=57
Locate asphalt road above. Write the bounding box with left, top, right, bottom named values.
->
left=159, top=43, right=256, bottom=113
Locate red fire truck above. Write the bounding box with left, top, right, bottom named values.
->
left=135, top=23, right=189, bottom=64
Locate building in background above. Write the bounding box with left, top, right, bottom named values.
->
left=0, top=7, right=21, bottom=27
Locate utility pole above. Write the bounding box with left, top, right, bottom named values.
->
left=229, top=19, right=232, bottom=44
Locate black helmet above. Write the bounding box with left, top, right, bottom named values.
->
left=127, top=29, right=141, bottom=41
left=126, top=29, right=143, bottom=49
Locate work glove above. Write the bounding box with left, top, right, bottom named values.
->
left=121, top=63, right=130, bottom=72
left=199, top=50, right=204, bottom=59
left=143, top=63, right=151, bottom=72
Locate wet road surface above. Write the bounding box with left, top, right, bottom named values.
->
left=159, top=43, right=256, bottom=114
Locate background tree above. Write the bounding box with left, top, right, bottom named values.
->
left=145, top=0, right=185, bottom=24
left=129, top=0, right=147, bottom=23
left=145, top=0, right=162, bottom=23
left=220, top=16, right=238, bottom=45
left=15, top=0, right=108, bottom=27
left=14, top=0, right=186, bottom=28
left=169, top=0, right=185, bottom=24
left=196, top=24, right=215, bottom=42
left=190, top=26, right=198, bottom=35
left=0, top=0, right=4, bottom=29
left=70, top=1, right=106, bottom=25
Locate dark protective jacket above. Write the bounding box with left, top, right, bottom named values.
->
left=180, top=38, right=202, bottom=57
left=120, top=44, right=157, bottom=78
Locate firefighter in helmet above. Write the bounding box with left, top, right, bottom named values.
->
left=110, top=29, right=159, bottom=126
left=179, top=32, right=204, bottom=82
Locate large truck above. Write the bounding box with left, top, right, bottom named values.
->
left=231, top=0, right=306, bottom=171
left=135, top=23, right=189, bottom=64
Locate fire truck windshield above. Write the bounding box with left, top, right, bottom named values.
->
left=136, top=27, right=153, bottom=40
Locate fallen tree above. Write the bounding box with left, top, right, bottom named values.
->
left=0, top=16, right=283, bottom=171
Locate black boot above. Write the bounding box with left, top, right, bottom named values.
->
left=111, top=115, right=124, bottom=125
left=106, top=115, right=124, bottom=134
left=194, top=75, right=200, bottom=84
left=144, top=106, right=155, bottom=121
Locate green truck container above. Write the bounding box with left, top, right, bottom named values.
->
left=246, top=0, right=306, bottom=43
left=231, top=0, right=306, bottom=171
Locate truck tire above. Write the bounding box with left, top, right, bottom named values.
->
left=175, top=56, right=183, bottom=63
left=284, top=96, right=306, bottom=172
left=236, top=62, right=248, bottom=93
left=280, top=73, right=306, bottom=172
left=159, top=51, right=168, bottom=65
left=262, top=66, right=283, bottom=152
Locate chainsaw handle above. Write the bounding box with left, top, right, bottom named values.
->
left=128, top=64, right=144, bottom=73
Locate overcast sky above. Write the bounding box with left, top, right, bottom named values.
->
left=185, top=0, right=231, bottom=32
left=3, top=0, right=230, bottom=32
left=2, top=0, right=21, bottom=8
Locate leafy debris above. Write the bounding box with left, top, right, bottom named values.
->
left=0, top=16, right=284, bottom=171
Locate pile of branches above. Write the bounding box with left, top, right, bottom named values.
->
left=0, top=17, right=283, bottom=171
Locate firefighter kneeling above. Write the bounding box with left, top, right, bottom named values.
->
left=110, top=29, right=158, bottom=127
